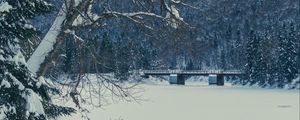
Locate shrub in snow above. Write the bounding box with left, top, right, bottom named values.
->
left=0, top=0, right=75, bottom=119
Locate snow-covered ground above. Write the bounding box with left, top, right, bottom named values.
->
left=59, top=77, right=299, bottom=120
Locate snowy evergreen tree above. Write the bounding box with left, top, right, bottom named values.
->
left=136, top=46, right=151, bottom=70
left=257, top=33, right=268, bottom=86
left=0, top=1, right=75, bottom=119
left=245, top=30, right=267, bottom=85
left=98, top=33, right=115, bottom=73
left=277, top=22, right=298, bottom=87
left=246, top=30, right=257, bottom=84
left=114, top=39, right=130, bottom=80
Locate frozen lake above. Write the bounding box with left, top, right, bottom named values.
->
left=60, top=82, right=299, bottom=120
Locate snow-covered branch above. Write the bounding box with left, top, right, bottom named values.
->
left=26, top=0, right=191, bottom=115
left=28, top=0, right=190, bottom=76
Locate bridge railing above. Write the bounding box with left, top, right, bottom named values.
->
left=133, top=70, right=244, bottom=75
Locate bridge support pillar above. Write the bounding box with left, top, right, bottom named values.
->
left=216, top=75, right=224, bottom=86
left=141, top=75, right=150, bottom=78
left=169, top=74, right=185, bottom=85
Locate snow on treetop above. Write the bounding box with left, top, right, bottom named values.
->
left=0, top=79, right=11, bottom=88
left=13, top=49, right=27, bottom=66
left=36, top=76, right=46, bottom=88
left=23, top=89, right=45, bottom=118
left=0, top=105, right=16, bottom=119
left=0, top=2, right=12, bottom=13
left=7, top=72, right=25, bottom=90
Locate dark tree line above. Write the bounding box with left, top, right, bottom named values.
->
left=245, top=22, right=299, bottom=88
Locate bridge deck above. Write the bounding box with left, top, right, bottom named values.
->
left=135, top=70, right=244, bottom=76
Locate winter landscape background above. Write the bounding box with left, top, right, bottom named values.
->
left=0, top=0, right=299, bottom=120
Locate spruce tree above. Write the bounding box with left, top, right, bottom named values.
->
left=246, top=30, right=267, bottom=85
left=137, top=48, right=150, bottom=69
left=286, top=23, right=298, bottom=81
left=99, top=33, right=115, bottom=73
left=114, top=39, right=130, bottom=80
left=0, top=1, right=75, bottom=119
left=257, top=37, right=268, bottom=85
left=277, top=22, right=298, bottom=87
left=246, top=30, right=259, bottom=84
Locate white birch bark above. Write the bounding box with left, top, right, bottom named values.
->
left=27, top=4, right=67, bottom=74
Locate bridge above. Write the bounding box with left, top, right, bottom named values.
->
left=133, top=70, right=244, bottom=86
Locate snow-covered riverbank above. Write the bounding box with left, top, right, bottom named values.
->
left=59, top=80, right=299, bottom=120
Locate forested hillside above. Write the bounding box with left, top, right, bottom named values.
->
left=28, top=0, right=299, bottom=88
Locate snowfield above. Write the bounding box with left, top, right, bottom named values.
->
left=59, top=78, right=299, bottom=120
